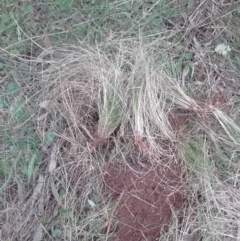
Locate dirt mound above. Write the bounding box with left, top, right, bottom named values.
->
left=104, top=163, right=183, bottom=241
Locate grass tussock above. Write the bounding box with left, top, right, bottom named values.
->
left=1, top=37, right=240, bottom=240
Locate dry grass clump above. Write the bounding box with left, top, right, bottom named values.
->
left=36, top=36, right=240, bottom=240
left=1, top=32, right=240, bottom=240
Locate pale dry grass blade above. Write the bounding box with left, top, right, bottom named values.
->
left=49, top=145, right=57, bottom=172
left=213, top=108, right=240, bottom=144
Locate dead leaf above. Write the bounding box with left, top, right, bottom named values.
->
left=53, top=204, right=59, bottom=218
left=33, top=175, right=44, bottom=199
left=39, top=100, right=50, bottom=109
left=37, top=112, right=48, bottom=121
left=49, top=146, right=57, bottom=172
left=50, top=177, right=61, bottom=206
left=17, top=179, right=23, bottom=201
left=193, top=37, right=202, bottom=53
left=88, top=199, right=96, bottom=208
left=42, top=32, right=52, bottom=49
left=33, top=225, right=43, bottom=241
left=23, top=175, right=45, bottom=211
left=181, top=12, right=188, bottom=22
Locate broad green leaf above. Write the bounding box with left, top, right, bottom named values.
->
left=52, top=229, right=62, bottom=238
left=45, top=132, right=56, bottom=147
left=122, top=3, right=131, bottom=11
left=27, top=153, right=37, bottom=182
left=59, top=189, right=65, bottom=198
left=10, top=49, right=20, bottom=55
left=237, top=5, right=240, bottom=14
left=12, top=102, right=29, bottom=122
left=182, top=52, right=193, bottom=61
left=204, top=237, right=213, bottom=241
left=58, top=0, right=73, bottom=12
left=187, top=0, right=194, bottom=11
left=149, top=17, right=160, bottom=27
left=24, top=5, right=33, bottom=14
left=59, top=208, right=71, bottom=216
left=75, top=26, right=87, bottom=38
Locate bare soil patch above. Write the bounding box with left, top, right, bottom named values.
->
left=104, top=162, right=184, bottom=241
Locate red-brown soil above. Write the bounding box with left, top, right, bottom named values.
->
left=168, top=109, right=192, bottom=131
left=104, top=163, right=183, bottom=241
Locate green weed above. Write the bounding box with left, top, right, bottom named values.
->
left=98, top=88, right=123, bottom=138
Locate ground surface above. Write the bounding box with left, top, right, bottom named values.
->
left=1, top=1, right=240, bottom=241
left=105, top=163, right=183, bottom=241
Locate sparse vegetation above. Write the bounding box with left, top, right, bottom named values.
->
left=1, top=1, right=240, bottom=241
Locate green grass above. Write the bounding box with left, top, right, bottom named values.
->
left=0, top=0, right=183, bottom=56
left=1, top=0, right=240, bottom=240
